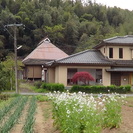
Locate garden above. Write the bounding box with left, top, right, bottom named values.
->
left=0, top=89, right=133, bottom=133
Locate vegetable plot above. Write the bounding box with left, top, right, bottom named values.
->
left=0, top=96, right=37, bottom=133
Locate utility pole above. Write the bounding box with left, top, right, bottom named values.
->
left=5, top=24, right=23, bottom=93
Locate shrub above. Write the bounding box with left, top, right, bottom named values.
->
left=70, top=85, right=131, bottom=93
left=34, top=81, right=43, bottom=89
left=0, top=94, right=10, bottom=100
left=36, top=95, right=49, bottom=102
left=41, top=83, right=65, bottom=92
left=46, top=83, right=65, bottom=92
left=41, top=83, right=47, bottom=89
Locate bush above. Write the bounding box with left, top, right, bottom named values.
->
left=0, top=94, right=10, bottom=100
left=36, top=95, right=49, bottom=102
left=34, top=81, right=43, bottom=89
left=42, top=83, right=65, bottom=92
left=70, top=85, right=131, bottom=93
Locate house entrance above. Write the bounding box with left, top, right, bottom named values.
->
left=111, top=73, right=121, bottom=86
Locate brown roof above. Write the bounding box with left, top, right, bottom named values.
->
left=23, top=38, right=68, bottom=65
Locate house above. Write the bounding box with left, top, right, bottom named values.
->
left=46, top=35, right=133, bottom=86
left=22, top=38, right=68, bottom=81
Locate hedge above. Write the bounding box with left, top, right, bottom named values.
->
left=41, top=83, right=65, bottom=92
left=70, top=85, right=131, bottom=94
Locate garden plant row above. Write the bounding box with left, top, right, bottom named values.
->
left=0, top=96, right=37, bottom=133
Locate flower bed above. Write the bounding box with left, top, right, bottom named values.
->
left=48, top=92, right=125, bottom=133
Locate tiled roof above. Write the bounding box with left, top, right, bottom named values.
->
left=23, top=59, right=52, bottom=65
left=104, top=35, right=133, bottom=44
left=94, top=35, right=133, bottom=49
left=106, top=67, right=133, bottom=72
left=47, top=49, right=113, bottom=66
left=113, top=60, right=133, bottom=66
left=23, top=38, right=68, bottom=65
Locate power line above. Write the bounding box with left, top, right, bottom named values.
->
left=5, top=23, right=23, bottom=94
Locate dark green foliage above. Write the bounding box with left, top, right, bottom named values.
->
left=0, top=64, right=10, bottom=91
left=0, top=0, right=133, bottom=58
left=41, top=83, right=65, bottom=92
left=0, top=94, right=10, bottom=100
left=34, top=81, right=43, bottom=89
left=70, top=85, right=131, bottom=94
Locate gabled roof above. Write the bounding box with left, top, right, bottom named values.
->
left=46, top=49, right=113, bottom=66
left=94, top=35, right=133, bottom=49
left=23, top=38, right=68, bottom=65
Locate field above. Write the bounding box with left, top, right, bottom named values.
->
left=0, top=93, right=133, bottom=133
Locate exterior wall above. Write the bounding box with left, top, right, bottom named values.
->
left=47, top=68, right=55, bottom=83
left=102, top=67, right=110, bottom=86
left=99, top=45, right=132, bottom=60
left=55, top=66, right=67, bottom=86
left=26, top=65, right=42, bottom=79
left=54, top=65, right=111, bottom=86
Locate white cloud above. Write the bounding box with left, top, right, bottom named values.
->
left=92, top=0, right=133, bottom=10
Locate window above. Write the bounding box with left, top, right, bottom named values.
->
left=104, top=48, right=105, bottom=53
left=109, top=48, right=113, bottom=58
left=67, top=68, right=77, bottom=85
left=96, top=69, right=102, bottom=84
left=119, top=48, right=123, bottom=58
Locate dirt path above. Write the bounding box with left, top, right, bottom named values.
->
left=34, top=102, right=45, bottom=133
left=34, top=101, right=60, bottom=133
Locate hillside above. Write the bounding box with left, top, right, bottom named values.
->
left=0, top=0, right=133, bottom=60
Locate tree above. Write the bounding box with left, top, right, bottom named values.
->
left=1, top=55, right=23, bottom=91
left=64, top=19, right=79, bottom=45
left=44, top=24, right=64, bottom=44
left=72, top=71, right=95, bottom=85
left=0, top=63, right=10, bottom=91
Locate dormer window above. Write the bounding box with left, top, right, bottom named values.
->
left=109, top=48, right=113, bottom=58
left=119, top=48, right=123, bottom=58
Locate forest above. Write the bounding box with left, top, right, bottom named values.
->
left=1, top=0, right=133, bottom=60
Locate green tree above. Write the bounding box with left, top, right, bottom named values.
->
left=44, top=24, right=64, bottom=44
left=64, top=19, right=79, bottom=45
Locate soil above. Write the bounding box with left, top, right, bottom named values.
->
left=102, top=105, right=133, bottom=133
left=34, top=100, right=133, bottom=133
left=17, top=86, right=133, bottom=133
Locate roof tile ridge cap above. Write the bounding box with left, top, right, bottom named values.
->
left=104, top=36, right=122, bottom=42
left=38, top=37, right=51, bottom=46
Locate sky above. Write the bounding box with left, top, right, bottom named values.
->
left=91, top=0, right=133, bottom=11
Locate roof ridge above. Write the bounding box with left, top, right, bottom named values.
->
left=38, top=37, right=51, bottom=46
left=104, top=36, right=121, bottom=42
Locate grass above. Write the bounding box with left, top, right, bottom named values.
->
left=20, top=82, right=49, bottom=93
left=19, top=82, right=34, bottom=91
left=43, top=101, right=53, bottom=120
left=124, top=96, right=133, bottom=107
